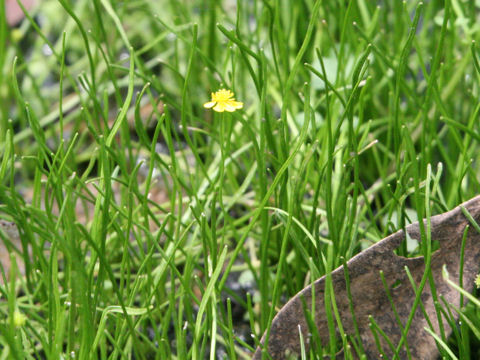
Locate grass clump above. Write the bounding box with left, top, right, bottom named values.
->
left=1, top=0, right=480, bottom=359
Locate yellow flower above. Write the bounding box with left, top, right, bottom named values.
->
left=203, top=89, right=243, bottom=113
left=476, top=274, right=480, bottom=288
left=13, top=310, right=26, bottom=328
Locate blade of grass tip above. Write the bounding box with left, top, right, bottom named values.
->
left=450, top=303, right=480, bottom=339
left=368, top=315, right=397, bottom=358
left=99, top=0, right=131, bottom=48
left=307, top=54, right=347, bottom=107
left=25, top=104, right=54, bottom=170
left=57, top=133, right=79, bottom=176
left=216, top=24, right=259, bottom=60
left=216, top=24, right=261, bottom=95
left=225, top=298, right=238, bottom=360
left=441, top=257, right=480, bottom=305
left=298, top=325, right=307, bottom=360
left=246, top=292, right=260, bottom=344
left=350, top=44, right=371, bottom=103
left=438, top=296, right=464, bottom=355
left=106, top=47, right=135, bottom=147
left=460, top=205, right=480, bottom=235
left=57, top=0, right=97, bottom=99
left=423, top=327, right=458, bottom=360
left=10, top=56, right=26, bottom=119
left=134, top=83, right=153, bottom=147
left=430, top=163, right=447, bottom=209
left=92, top=305, right=149, bottom=351
left=264, top=207, right=329, bottom=247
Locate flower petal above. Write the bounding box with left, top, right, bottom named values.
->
left=203, top=101, right=216, bottom=109
left=213, top=103, right=226, bottom=112
left=224, top=104, right=237, bottom=112
left=224, top=100, right=243, bottom=111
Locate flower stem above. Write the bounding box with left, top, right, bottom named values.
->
left=218, top=112, right=227, bottom=250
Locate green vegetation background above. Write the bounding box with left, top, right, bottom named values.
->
left=1, top=0, right=480, bottom=359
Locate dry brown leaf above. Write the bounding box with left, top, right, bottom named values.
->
left=253, top=196, right=480, bottom=359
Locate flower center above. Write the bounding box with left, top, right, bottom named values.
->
left=214, top=89, right=233, bottom=102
